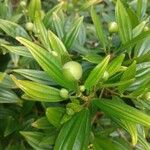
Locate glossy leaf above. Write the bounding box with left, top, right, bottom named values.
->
left=84, top=55, right=110, bottom=90
left=0, top=88, right=21, bottom=104
left=54, top=109, right=90, bottom=150
left=118, top=61, right=136, bottom=93
left=64, top=17, right=83, bottom=49
left=16, top=37, right=76, bottom=89
left=35, top=13, right=51, bottom=51
left=0, top=19, right=30, bottom=39
left=46, top=107, right=65, bottom=128
left=93, top=99, right=150, bottom=127
left=115, top=0, right=132, bottom=44
left=11, top=75, right=64, bottom=102
left=107, top=54, right=125, bottom=77
left=91, top=6, right=108, bottom=50
left=28, top=0, right=41, bottom=20
left=13, top=69, right=56, bottom=85
left=1, top=44, right=32, bottom=58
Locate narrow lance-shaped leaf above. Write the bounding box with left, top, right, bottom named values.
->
left=113, top=118, right=138, bottom=146
left=0, top=19, right=30, bottom=39
left=80, top=0, right=102, bottom=10
left=107, top=54, right=125, bottom=77
left=117, top=30, right=150, bottom=53
left=43, top=2, right=63, bottom=28
left=52, top=12, right=64, bottom=39
left=48, top=30, right=71, bottom=64
left=84, top=55, right=110, bottom=90
left=1, top=44, right=32, bottom=58
left=93, top=99, right=150, bottom=127
left=35, top=12, right=51, bottom=52
left=28, top=0, right=41, bottom=21
left=64, top=17, right=83, bottom=49
left=115, top=0, right=132, bottom=44
left=13, top=69, right=56, bottom=86
left=0, top=88, right=21, bottom=104
left=118, top=61, right=136, bottom=93
left=91, top=6, right=108, bottom=50
left=16, top=37, right=76, bottom=90
left=11, top=75, right=64, bottom=102
left=54, top=109, right=90, bottom=150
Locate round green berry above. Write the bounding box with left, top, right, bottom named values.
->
left=63, top=61, right=83, bottom=81
left=108, top=21, right=118, bottom=33
left=102, top=71, right=109, bottom=81
left=20, top=1, right=26, bottom=7
left=59, top=88, right=69, bottom=99
left=25, top=22, right=34, bottom=31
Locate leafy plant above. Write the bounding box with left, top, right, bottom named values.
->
left=0, top=0, right=150, bottom=149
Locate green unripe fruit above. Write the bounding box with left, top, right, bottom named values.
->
left=144, top=26, right=149, bottom=32
left=20, top=1, right=26, bottom=7
left=63, top=61, right=83, bottom=81
left=79, top=85, right=85, bottom=92
left=25, top=22, right=34, bottom=31
left=142, top=92, right=150, bottom=101
left=102, top=71, right=109, bottom=81
left=108, top=21, right=118, bottom=33
left=59, top=88, right=69, bottom=99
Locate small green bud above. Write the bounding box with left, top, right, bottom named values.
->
left=25, top=22, right=34, bottom=31
left=59, top=88, right=69, bottom=99
left=20, top=1, right=26, bottom=7
left=63, top=61, right=83, bottom=81
left=108, top=21, right=118, bottom=33
left=102, top=71, right=109, bottom=81
left=79, top=85, right=85, bottom=92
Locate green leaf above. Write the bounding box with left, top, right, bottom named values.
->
left=93, top=99, right=150, bottom=127
left=136, top=0, right=148, bottom=19
left=13, top=69, right=56, bottom=86
left=4, top=116, right=18, bottom=137
left=52, top=12, right=64, bottom=39
left=115, top=0, right=132, bottom=44
left=93, top=136, right=125, bottom=150
left=1, top=44, right=32, bottom=58
left=64, top=17, right=83, bottom=49
left=117, top=30, right=150, bottom=52
left=91, top=6, right=108, bottom=50
left=107, top=54, right=125, bottom=77
left=48, top=30, right=70, bottom=63
left=0, top=19, right=30, bottom=39
left=46, top=107, right=65, bottom=128
left=82, top=53, right=102, bottom=64
left=16, top=37, right=76, bottom=90
left=113, top=118, right=138, bottom=146
left=28, top=0, right=41, bottom=21
left=0, top=88, right=21, bottom=104
left=20, top=131, right=55, bottom=150
left=43, top=2, right=63, bottom=28
left=80, top=0, right=102, bottom=10
left=54, top=109, right=90, bottom=150
left=132, top=21, right=146, bottom=38
left=138, top=134, right=150, bottom=150
left=84, top=55, right=110, bottom=90
left=118, top=61, right=136, bottom=93
left=11, top=75, right=64, bottom=102
left=0, top=73, right=16, bottom=89
left=32, top=117, right=52, bottom=129
left=35, top=12, right=51, bottom=51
